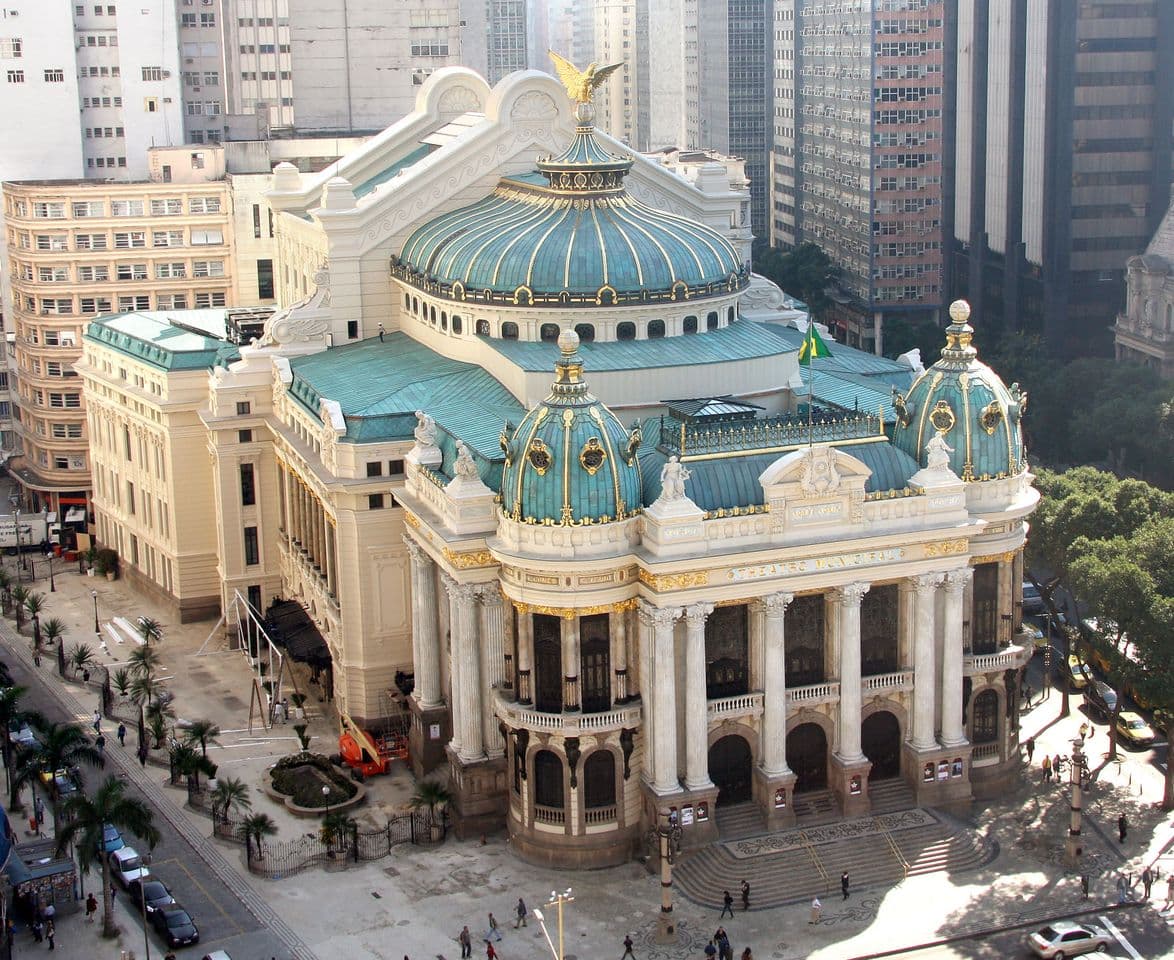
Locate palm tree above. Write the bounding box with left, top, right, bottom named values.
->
left=111, top=667, right=132, bottom=698
left=23, top=592, right=46, bottom=648
left=239, top=812, right=277, bottom=862
left=409, top=779, right=453, bottom=827
left=127, top=644, right=162, bottom=683
left=0, top=567, right=12, bottom=613
left=10, top=585, right=27, bottom=629
left=68, top=643, right=96, bottom=678
left=183, top=719, right=220, bottom=759
left=13, top=722, right=102, bottom=835
left=210, top=776, right=251, bottom=821
left=55, top=775, right=159, bottom=938
left=136, top=616, right=163, bottom=649
left=0, top=685, right=43, bottom=792
left=320, top=811, right=358, bottom=856
left=40, top=616, right=65, bottom=649
left=144, top=699, right=175, bottom=749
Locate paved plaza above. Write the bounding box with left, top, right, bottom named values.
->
left=1, top=532, right=1172, bottom=960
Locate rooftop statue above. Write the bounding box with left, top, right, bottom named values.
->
left=549, top=50, right=624, bottom=105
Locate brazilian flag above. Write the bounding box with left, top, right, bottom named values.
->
left=798, top=322, right=832, bottom=366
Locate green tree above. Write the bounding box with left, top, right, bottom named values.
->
left=410, top=779, right=453, bottom=826
left=210, top=776, right=251, bottom=821
left=145, top=699, right=175, bottom=749
left=0, top=685, right=43, bottom=791
left=755, top=242, right=839, bottom=319
left=55, top=775, right=159, bottom=938
left=881, top=313, right=943, bottom=364
left=136, top=616, right=163, bottom=648
left=68, top=643, right=96, bottom=678
left=23, top=592, right=46, bottom=649
left=239, top=812, right=277, bottom=862
left=10, top=585, right=28, bottom=630
left=40, top=616, right=65, bottom=650
left=183, top=719, right=220, bottom=759
left=320, top=811, right=358, bottom=856
left=12, top=722, right=102, bottom=835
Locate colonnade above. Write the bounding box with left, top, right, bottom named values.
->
left=278, top=460, right=338, bottom=597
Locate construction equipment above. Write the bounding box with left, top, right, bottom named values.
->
left=338, top=709, right=408, bottom=777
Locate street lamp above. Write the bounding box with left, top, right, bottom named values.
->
left=46, top=548, right=55, bottom=593
left=322, top=784, right=331, bottom=818
left=533, top=888, right=573, bottom=960
left=646, top=810, right=682, bottom=943
left=1064, top=725, right=1089, bottom=869
left=92, top=590, right=99, bottom=638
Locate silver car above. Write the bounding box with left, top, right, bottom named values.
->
left=1028, top=920, right=1112, bottom=959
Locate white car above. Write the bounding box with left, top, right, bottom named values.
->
left=1028, top=920, right=1112, bottom=958
left=109, top=846, right=150, bottom=887
left=201, top=952, right=233, bottom=960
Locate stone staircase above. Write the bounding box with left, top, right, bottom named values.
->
left=714, top=802, right=767, bottom=840
left=792, top=789, right=839, bottom=824
left=868, top=777, right=916, bottom=813
left=675, top=808, right=994, bottom=910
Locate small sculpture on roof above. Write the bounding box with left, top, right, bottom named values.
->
left=413, top=411, right=438, bottom=449
left=549, top=51, right=624, bottom=105
left=659, top=456, right=691, bottom=501
left=624, top=419, right=643, bottom=464
left=1008, top=382, right=1028, bottom=421
left=499, top=420, right=515, bottom=467
left=925, top=431, right=954, bottom=472
left=454, top=441, right=480, bottom=480
left=891, top=388, right=913, bottom=428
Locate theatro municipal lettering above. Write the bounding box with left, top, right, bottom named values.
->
left=726, top=547, right=906, bottom=582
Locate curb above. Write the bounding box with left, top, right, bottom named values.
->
left=0, top=618, right=320, bottom=960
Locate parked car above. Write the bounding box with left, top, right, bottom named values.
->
left=98, top=823, right=125, bottom=854
left=39, top=767, right=79, bottom=797
left=1028, top=920, right=1112, bottom=958
left=8, top=721, right=38, bottom=748
left=201, top=953, right=232, bottom=960
left=109, top=847, right=150, bottom=887
left=127, top=877, right=176, bottom=916
left=1022, top=581, right=1045, bottom=615
left=1021, top=620, right=1046, bottom=652
left=1066, top=655, right=1094, bottom=690
left=1083, top=680, right=1118, bottom=719
left=1115, top=711, right=1155, bottom=748
left=150, top=906, right=200, bottom=948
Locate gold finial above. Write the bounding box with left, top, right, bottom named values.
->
left=549, top=50, right=624, bottom=105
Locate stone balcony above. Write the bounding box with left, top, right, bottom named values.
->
left=963, top=642, right=1032, bottom=677
left=493, top=693, right=642, bottom=736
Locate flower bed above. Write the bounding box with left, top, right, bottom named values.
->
left=264, top=752, right=364, bottom=817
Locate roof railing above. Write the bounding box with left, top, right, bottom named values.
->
left=658, top=409, right=880, bottom=457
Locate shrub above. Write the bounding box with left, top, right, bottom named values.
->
left=94, top=548, right=119, bottom=576
left=269, top=752, right=356, bottom=808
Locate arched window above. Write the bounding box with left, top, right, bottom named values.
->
left=429, top=305, right=436, bottom=325
left=403, top=292, right=410, bottom=309
left=972, top=689, right=999, bottom=743
left=647, top=319, right=665, bottom=339
left=534, top=750, right=564, bottom=809
left=707, top=311, right=719, bottom=330
left=727, top=306, right=735, bottom=323
left=540, top=323, right=560, bottom=343
left=616, top=321, right=636, bottom=341
left=1167, top=303, right=1173, bottom=332
left=451, top=315, right=462, bottom=334
left=683, top=315, right=698, bottom=334
left=440, top=311, right=448, bottom=331
left=583, top=752, right=616, bottom=809
left=501, top=322, right=519, bottom=340
left=476, top=318, right=490, bottom=336
left=412, top=297, right=419, bottom=315
left=574, top=323, right=595, bottom=342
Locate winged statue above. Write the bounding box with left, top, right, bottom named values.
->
left=549, top=50, right=625, bottom=104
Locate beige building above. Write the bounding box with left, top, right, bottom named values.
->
left=2, top=146, right=234, bottom=515
left=1115, top=191, right=1174, bottom=379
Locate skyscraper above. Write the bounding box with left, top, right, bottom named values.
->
left=771, top=0, right=948, bottom=353
left=487, top=0, right=529, bottom=83
left=952, top=0, right=1173, bottom=354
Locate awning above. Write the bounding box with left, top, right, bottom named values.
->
left=64, top=507, right=86, bottom=524
left=264, top=600, right=332, bottom=667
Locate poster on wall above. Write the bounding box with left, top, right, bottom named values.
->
left=937, top=760, right=949, bottom=781
left=429, top=723, right=441, bottom=740
left=680, top=805, right=694, bottom=826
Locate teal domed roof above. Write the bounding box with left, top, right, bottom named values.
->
left=394, top=104, right=747, bottom=307
left=891, top=300, right=1027, bottom=481
left=500, top=329, right=643, bottom=525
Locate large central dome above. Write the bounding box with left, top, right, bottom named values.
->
left=395, top=103, right=747, bottom=307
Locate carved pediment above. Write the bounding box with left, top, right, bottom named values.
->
left=759, top=445, right=872, bottom=532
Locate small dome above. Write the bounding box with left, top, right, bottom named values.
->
left=499, top=331, right=643, bottom=524
left=891, top=300, right=1028, bottom=481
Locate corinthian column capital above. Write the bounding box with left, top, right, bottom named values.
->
left=683, top=602, right=714, bottom=627
left=944, top=567, right=973, bottom=594
left=912, top=572, right=944, bottom=594
left=638, top=600, right=680, bottom=629
left=762, top=591, right=794, bottom=618
left=835, top=582, right=870, bottom=607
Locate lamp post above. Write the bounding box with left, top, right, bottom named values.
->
left=322, top=784, right=331, bottom=819
left=1064, top=724, right=1089, bottom=869
left=646, top=809, right=682, bottom=943
left=91, top=589, right=99, bottom=636
left=46, top=550, right=55, bottom=593
left=533, top=888, right=573, bottom=960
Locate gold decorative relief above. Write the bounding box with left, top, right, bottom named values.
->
left=923, top=539, right=968, bottom=558
left=929, top=399, right=956, bottom=434
left=403, top=512, right=420, bottom=529
left=527, top=438, right=553, bottom=475
left=579, top=437, right=607, bottom=475
left=979, top=400, right=1002, bottom=435
left=638, top=569, right=710, bottom=590
left=442, top=548, right=495, bottom=569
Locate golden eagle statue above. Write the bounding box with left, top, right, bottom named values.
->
left=548, top=50, right=624, bottom=104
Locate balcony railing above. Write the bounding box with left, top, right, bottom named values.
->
left=534, top=804, right=565, bottom=825
left=964, top=643, right=1031, bottom=676
left=494, top=694, right=642, bottom=735
left=971, top=742, right=999, bottom=762
left=584, top=805, right=617, bottom=826
left=707, top=692, right=763, bottom=721
left=786, top=681, right=841, bottom=705
left=862, top=670, right=914, bottom=693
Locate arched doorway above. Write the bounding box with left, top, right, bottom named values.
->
left=708, top=735, right=752, bottom=806
left=786, top=723, right=828, bottom=792
left=862, top=711, right=901, bottom=780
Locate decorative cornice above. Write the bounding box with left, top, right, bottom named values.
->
left=638, top=569, right=709, bottom=591
left=970, top=551, right=1016, bottom=566
left=923, top=538, right=968, bottom=558
left=442, top=547, right=495, bottom=569
left=512, top=597, right=638, bottom=619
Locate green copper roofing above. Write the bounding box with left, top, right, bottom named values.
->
left=286, top=333, right=523, bottom=474
left=500, top=330, right=643, bottom=525
left=891, top=301, right=1027, bottom=481
left=83, top=310, right=237, bottom=372
left=395, top=110, right=747, bottom=306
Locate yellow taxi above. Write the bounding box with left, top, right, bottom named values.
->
left=1066, top=655, right=1094, bottom=690
left=1115, top=711, right=1155, bottom=748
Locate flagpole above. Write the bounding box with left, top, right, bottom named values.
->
left=807, top=321, right=815, bottom=447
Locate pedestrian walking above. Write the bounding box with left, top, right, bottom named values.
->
left=719, top=890, right=734, bottom=919
left=841, top=871, right=850, bottom=899
left=282, top=697, right=290, bottom=723
left=1165, top=874, right=1174, bottom=909
left=45, top=918, right=54, bottom=950
left=1117, top=813, right=1128, bottom=843
left=622, top=933, right=636, bottom=959
left=1042, top=754, right=1051, bottom=782
left=741, top=949, right=752, bottom=960
left=31, top=919, right=43, bottom=943
left=719, top=930, right=732, bottom=960
left=85, top=893, right=97, bottom=922
left=1116, top=874, right=1127, bottom=904
left=458, top=925, right=471, bottom=959
left=33, top=795, right=44, bottom=828
left=1142, top=867, right=1153, bottom=900
left=95, top=733, right=106, bottom=761
left=378, top=323, right=386, bottom=343
left=704, top=940, right=717, bottom=960
left=1052, top=754, right=1062, bottom=784
left=515, top=897, right=527, bottom=928
left=1080, top=875, right=1089, bottom=899
left=485, top=941, right=497, bottom=960
left=92, top=710, right=101, bottom=733
left=487, top=912, right=501, bottom=942
left=1025, top=736, right=1035, bottom=762
left=741, top=879, right=750, bottom=911
left=809, top=897, right=822, bottom=924
left=117, top=723, right=127, bottom=747
left=1022, top=682, right=1032, bottom=706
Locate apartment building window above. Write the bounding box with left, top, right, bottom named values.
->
left=114, top=232, right=146, bottom=249
left=239, top=463, right=255, bottom=506
left=189, top=197, right=221, bottom=214
left=79, top=297, right=112, bottom=313
left=127, top=481, right=135, bottom=514
left=192, top=260, right=224, bottom=277
left=144, top=98, right=158, bottom=113
left=256, top=259, right=274, bottom=299
left=368, top=494, right=385, bottom=510
left=54, top=457, right=69, bottom=470
left=116, top=264, right=148, bottom=281
left=33, top=202, right=66, bottom=219
left=78, top=266, right=108, bottom=282
left=191, top=152, right=204, bottom=169
left=141, top=66, right=163, bottom=82
left=51, top=423, right=83, bottom=439
left=203, top=71, right=218, bottom=86
left=199, top=12, right=214, bottom=26
left=150, top=198, right=182, bottom=215
left=6, top=70, right=24, bottom=83
left=44, top=361, right=70, bottom=377
left=152, top=230, right=184, bottom=247
left=155, top=262, right=185, bottom=279
left=156, top=294, right=187, bottom=309
left=243, top=526, right=259, bottom=566
left=0, top=38, right=22, bottom=58
left=40, top=299, right=73, bottom=315
left=49, top=393, right=81, bottom=408
left=117, top=295, right=150, bottom=312
left=72, top=201, right=103, bottom=217
left=180, top=13, right=196, bottom=27
left=236, top=402, right=251, bottom=416
left=194, top=292, right=226, bottom=308
left=75, top=234, right=107, bottom=250
left=111, top=200, right=144, bottom=217
left=38, top=267, right=69, bottom=282
left=252, top=205, right=262, bottom=238
left=36, top=235, right=68, bottom=251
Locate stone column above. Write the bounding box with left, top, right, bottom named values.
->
left=441, top=575, right=464, bottom=756
left=835, top=583, right=870, bottom=763
left=323, top=521, right=336, bottom=596
left=911, top=573, right=943, bottom=751
left=408, top=543, right=442, bottom=707
left=997, top=557, right=1013, bottom=645
left=502, top=600, right=516, bottom=700
left=516, top=609, right=533, bottom=704
left=478, top=585, right=506, bottom=758
left=940, top=568, right=972, bottom=747
left=683, top=603, right=713, bottom=790
left=452, top=581, right=484, bottom=762
left=640, top=602, right=681, bottom=794
left=561, top=616, right=580, bottom=711
left=611, top=606, right=629, bottom=704
left=760, top=592, right=793, bottom=776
